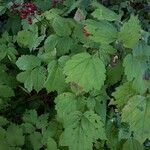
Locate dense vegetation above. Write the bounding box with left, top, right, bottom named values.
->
left=0, top=0, right=149, bottom=149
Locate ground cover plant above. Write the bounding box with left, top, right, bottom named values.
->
left=0, top=0, right=150, bottom=149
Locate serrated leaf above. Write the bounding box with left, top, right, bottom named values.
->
left=122, top=95, right=150, bottom=143
left=106, top=62, right=123, bottom=85
left=23, top=109, right=38, bottom=125
left=16, top=25, right=44, bottom=50
left=60, top=111, right=106, bottom=150
left=0, top=44, right=7, bottom=61
left=17, top=66, right=46, bottom=92
left=44, top=34, right=59, bottom=52
left=63, top=52, right=106, bottom=92
left=123, top=41, right=150, bottom=94
left=6, top=124, right=25, bottom=146
left=92, top=2, right=119, bottom=21
left=119, top=15, right=141, bottom=48
left=52, top=16, right=71, bottom=36
left=44, top=60, right=66, bottom=93
left=0, top=84, right=14, bottom=98
left=0, top=44, right=17, bottom=62
left=42, top=122, right=58, bottom=144
left=47, top=137, right=58, bottom=150
left=36, top=113, right=49, bottom=129
left=30, top=132, right=43, bottom=150
left=21, top=123, right=35, bottom=134
left=55, top=93, right=77, bottom=122
left=84, top=19, right=117, bottom=44
left=56, top=36, right=73, bottom=56
left=16, top=30, right=32, bottom=47
left=0, top=116, right=9, bottom=126
left=123, top=138, right=144, bottom=150
left=112, top=82, right=137, bottom=110
left=16, top=55, right=41, bottom=71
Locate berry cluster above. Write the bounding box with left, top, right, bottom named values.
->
left=12, top=3, right=37, bottom=24
left=83, top=28, right=90, bottom=37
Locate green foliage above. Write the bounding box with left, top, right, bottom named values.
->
left=122, top=95, right=150, bottom=143
left=123, top=138, right=144, bottom=150
left=119, top=15, right=141, bottom=48
left=0, top=0, right=149, bottom=149
left=64, top=52, right=106, bottom=92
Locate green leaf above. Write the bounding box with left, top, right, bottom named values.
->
left=63, top=52, right=106, bottom=92
left=84, top=19, right=117, bottom=44
left=36, top=113, right=49, bottom=129
left=0, top=84, right=14, bottom=98
left=56, top=36, right=74, bottom=56
left=119, top=15, right=141, bottom=48
left=44, top=35, right=59, bottom=52
left=122, top=95, right=150, bottom=143
left=92, top=2, right=119, bottom=21
left=6, top=124, right=25, bottom=147
left=0, top=127, right=10, bottom=150
left=55, top=93, right=78, bottom=122
left=23, top=109, right=38, bottom=125
left=0, top=44, right=7, bottom=61
left=123, top=42, right=150, bottom=93
left=21, top=123, right=35, bottom=134
left=16, top=55, right=41, bottom=71
left=16, top=30, right=32, bottom=47
left=106, top=62, right=123, bottom=85
left=0, top=44, right=17, bottom=62
left=0, top=116, right=9, bottom=126
left=44, top=35, right=73, bottom=55
left=17, top=66, right=46, bottom=92
left=52, top=16, right=71, bottom=36
left=47, top=137, right=58, bottom=150
left=16, top=25, right=44, bottom=50
left=30, top=132, right=43, bottom=150
left=123, top=138, right=144, bottom=150
left=44, top=60, right=66, bottom=93
left=112, top=82, right=137, bottom=110
left=60, top=111, right=106, bottom=150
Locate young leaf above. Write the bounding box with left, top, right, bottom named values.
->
left=122, top=95, right=150, bottom=143
left=63, top=52, right=106, bottom=92
left=119, top=15, right=141, bottom=48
